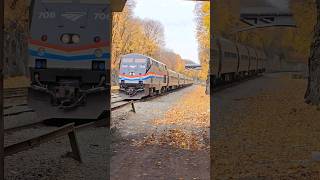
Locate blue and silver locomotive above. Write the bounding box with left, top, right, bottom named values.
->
left=27, top=0, right=124, bottom=120
left=118, top=53, right=193, bottom=99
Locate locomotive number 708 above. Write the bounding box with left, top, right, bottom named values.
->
left=94, top=13, right=109, bottom=20
left=38, top=12, right=56, bottom=19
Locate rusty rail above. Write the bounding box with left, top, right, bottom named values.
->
left=4, top=123, right=82, bottom=162
left=111, top=100, right=136, bottom=113
left=3, top=88, right=27, bottom=99
left=3, top=100, right=136, bottom=161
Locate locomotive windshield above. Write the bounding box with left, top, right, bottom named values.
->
left=120, top=58, right=150, bottom=75
left=42, top=0, right=107, bottom=3
left=41, top=0, right=72, bottom=3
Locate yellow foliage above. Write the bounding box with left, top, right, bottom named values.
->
left=4, top=0, right=28, bottom=31
left=211, top=0, right=316, bottom=62
left=195, top=2, right=210, bottom=80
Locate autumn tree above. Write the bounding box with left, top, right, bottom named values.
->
left=305, top=0, right=320, bottom=105
left=195, top=1, right=210, bottom=80
left=4, top=0, right=29, bottom=77
left=211, top=0, right=316, bottom=64
left=141, top=19, right=165, bottom=58
left=111, top=0, right=167, bottom=74
left=111, top=0, right=193, bottom=83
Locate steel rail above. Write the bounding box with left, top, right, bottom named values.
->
left=4, top=123, right=82, bottom=162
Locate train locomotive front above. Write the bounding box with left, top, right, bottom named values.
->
left=118, top=54, right=168, bottom=100
left=27, top=0, right=111, bottom=120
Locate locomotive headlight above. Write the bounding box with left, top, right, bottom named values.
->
left=72, top=34, right=80, bottom=43
left=35, top=59, right=47, bottom=69
left=92, top=61, right=105, bottom=71
left=94, top=49, right=103, bottom=58
left=61, top=34, right=71, bottom=44
left=99, top=62, right=105, bottom=70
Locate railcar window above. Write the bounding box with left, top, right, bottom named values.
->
left=135, top=58, right=146, bottom=63
left=224, top=52, right=237, bottom=59
left=80, top=0, right=109, bottom=4
left=241, top=55, right=249, bottom=60
left=42, top=0, right=72, bottom=3
left=129, top=65, right=137, bottom=68
left=121, top=58, right=134, bottom=63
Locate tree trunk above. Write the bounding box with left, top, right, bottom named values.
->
left=305, top=0, right=320, bottom=105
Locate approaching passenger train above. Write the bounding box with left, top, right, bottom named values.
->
left=27, top=0, right=117, bottom=120
left=118, top=54, right=193, bottom=99
left=211, top=37, right=267, bottom=86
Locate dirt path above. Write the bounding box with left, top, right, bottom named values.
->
left=111, top=85, right=210, bottom=180
left=212, top=72, right=320, bottom=179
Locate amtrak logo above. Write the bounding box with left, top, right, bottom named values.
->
left=61, top=12, right=87, bottom=22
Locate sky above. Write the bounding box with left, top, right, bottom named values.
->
left=133, top=0, right=200, bottom=64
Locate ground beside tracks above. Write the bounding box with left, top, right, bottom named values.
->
left=212, top=72, right=320, bottom=179
left=111, top=85, right=210, bottom=180
left=4, top=85, right=209, bottom=180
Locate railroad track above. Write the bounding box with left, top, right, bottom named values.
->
left=213, top=74, right=263, bottom=93
left=137, top=85, right=193, bottom=102
left=3, top=84, right=193, bottom=160
left=4, top=84, right=193, bottom=132
left=4, top=94, right=136, bottom=160
left=4, top=93, right=129, bottom=130
left=4, top=87, right=28, bottom=99
left=4, top=84, right=193, bottom=133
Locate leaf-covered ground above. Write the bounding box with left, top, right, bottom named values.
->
left=111, top=85, right=210, bottom=179
left=213, top=73, right=320, bottom=179
left=133, top=86, right=210, bottom=150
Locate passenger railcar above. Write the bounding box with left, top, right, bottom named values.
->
left=27, top=0, right=112, bottom=120
left=118, top=53, right=193, bottom=99
left=211, top=37, right=267, bottom=86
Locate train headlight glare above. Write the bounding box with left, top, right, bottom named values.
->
left=61, top=34, right=71, bottom=44
left=72, top=34, right=80, bottom=43
left=94, top=49, right=103, bottom=58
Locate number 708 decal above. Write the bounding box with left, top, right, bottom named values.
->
left=94, top=13, right=109, bottom=20
left=39, top=12, right=56, bottom=19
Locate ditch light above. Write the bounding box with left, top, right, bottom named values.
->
left=92, top=61, right=105, bottom=71
left=35, top=59, right=47, bottom=69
